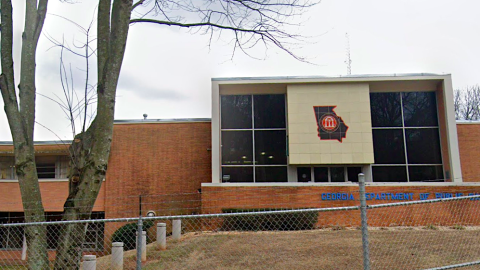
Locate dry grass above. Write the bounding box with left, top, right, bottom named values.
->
left=93, top=227, right=480, bottom=270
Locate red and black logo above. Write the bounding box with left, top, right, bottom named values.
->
left=314, top=106, right=348, bottom=142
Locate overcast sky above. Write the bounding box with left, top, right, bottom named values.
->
left=1, top=0, right=480, bottom=141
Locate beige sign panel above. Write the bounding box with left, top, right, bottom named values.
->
left=287, top=83, right=374, bottom=164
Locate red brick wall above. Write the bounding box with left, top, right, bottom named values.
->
left=457, top=123, right=480, bottom=182
left=104, top=122, right=212, bottom=219
left=0, top=182, right=105, bottom=212
left=201, top=185, right=480, bottom=227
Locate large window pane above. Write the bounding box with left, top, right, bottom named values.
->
left=370, top=93, right=402, bottom=127
left=222, top=167, right=254, bottom=183
left=255, top=130, right=287, bottom=165
left=372, top=129, right=405, bottom=164
left=408, top=166, right=444, bottom=182
left=314, top=167, right=329, bottom=182
left=330, top=167, right=345, bottom=182
left=405, top=128, right=442, bottom=164
left=402, top=92, right=438, bottom=127
left=255, top=166, right=288, bottom=182
left=0, top=157, right=15, bottom=179
left=372, top=166, right=408, bottom=182
left=221, top=95, right=252, bottom=129
left=221, top=131, right=253, bottom=165
left=254, top=95, right=286, bottom=128
left=297, top=167, right=311, bottom=182
left=347, top=167, right=362, bottom=182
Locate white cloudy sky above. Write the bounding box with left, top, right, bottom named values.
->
left=1, top=0, right=480, bottom=141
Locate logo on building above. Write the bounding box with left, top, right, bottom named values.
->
left=314, top=106, right=348, bottom=142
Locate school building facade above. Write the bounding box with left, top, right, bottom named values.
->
left=1, top=73, right=480, bottom=250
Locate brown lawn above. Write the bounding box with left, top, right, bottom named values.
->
left=94, top=227, right=480, bottom=270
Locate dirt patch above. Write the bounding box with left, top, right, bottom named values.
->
left=95, top=228, right=480, bottom=270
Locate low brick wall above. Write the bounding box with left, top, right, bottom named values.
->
left=201, top=184, right=480, bottom=228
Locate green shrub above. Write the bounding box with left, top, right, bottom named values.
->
left=221, top=208, right=318, bottom=231
left=111, top=221, right=155, bottom=251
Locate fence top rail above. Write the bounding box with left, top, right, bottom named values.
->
left=1, top=194, right=479, bottom=228
left=422, top=260, right=480, bottom=270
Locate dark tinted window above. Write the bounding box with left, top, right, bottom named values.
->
left=370, top=93, right=402, bottom=127
left=372, top=129, right=405, bottom=164
left=297, top=167, right=311, bottom=182
left=408, top=166, right=444, bottom=182
left=222, top=167, right=254, bottom=183
left=402, top=92, right=438, bottom=127
left=254, top=95, right=286, bottom=128
left=372, top=166, right=408, bottom=182
left=36, top=163, right=56, bottom=179
left=314, top=167, right=329, bottom=182
left=255, top=167, right=288, bottom=182
left=221, top=95, right=252, bottom=129
left=254, top=130, right=287, bottom=165
left=221, top=131, right=253, bottom=165
left=330, top=167, right=345, bottom=182
left=347, top=167, right=362, bottom=182
left=405, top=128, right=442, bottom=164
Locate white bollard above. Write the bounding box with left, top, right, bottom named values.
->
left=157, top=223, right=167, bottom=250
left=172, top=219, right=181, bottom=241
left=136, top=231, right=147, bottom=262
left=111, top=242, right=124, bottom=270
left=21, top=234, right=27, bottom=261
left=83, top=255, right=96, bottom=270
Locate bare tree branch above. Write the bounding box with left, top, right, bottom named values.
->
left=129, top=0, right=317, bottom=62
left=454, top=85, right=480, bottom=120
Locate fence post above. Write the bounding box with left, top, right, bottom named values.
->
left=83, top=255, right=96, bottom=270
left=358, top=173, right=370, bottom=270
left=112, top=242, right=124, bottom=270
left=136, top=230, right=147, bottom=262
left=172, top=219, right=181, bottom=240
left=157, top=223, right=167, bottom=250
left=136, top=218, right=143, bottom=270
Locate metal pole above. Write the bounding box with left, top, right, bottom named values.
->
left=136, top=195, right=143, bottom=270
left=358, top=173, right=370, bottom=270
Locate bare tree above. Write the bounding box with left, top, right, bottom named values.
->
left=0, top=1, right=50, bottom=268
left=455, top=85, right=480, bottom=120
left=1, top=0, right=316, bottom=268
left=454, top=89, right=462, bottom=120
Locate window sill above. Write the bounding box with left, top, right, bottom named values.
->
left=202, top=182, right=480, bottom=187
left=0, top=178, right=69, bottom=183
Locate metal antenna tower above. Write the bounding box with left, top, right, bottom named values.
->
left=345, top=33, right=352, bottom=75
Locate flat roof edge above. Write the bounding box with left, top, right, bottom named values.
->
left=114, top=118, right=211, bottom=124
left=212, top=73, right=450, bottom=82
left=457, top=120, right=480, bottom=124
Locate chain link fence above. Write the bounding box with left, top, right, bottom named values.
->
left=1, top=178, right=480, bottom=269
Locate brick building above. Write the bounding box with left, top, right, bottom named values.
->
left=1, top=73, right=480, bottom=250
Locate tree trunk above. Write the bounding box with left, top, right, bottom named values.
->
left=0, top=1, right=50, bottom=269
left=53, top=1, right=132, bottom=268
left=15, top=144, right=49, bottom=269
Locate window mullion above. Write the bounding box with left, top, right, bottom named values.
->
left=400, top=93, right=410, bottom=182
left=252, top=95, right=256, bottom=183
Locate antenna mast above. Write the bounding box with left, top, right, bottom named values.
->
left=345, top=33, right=352, bottom=75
